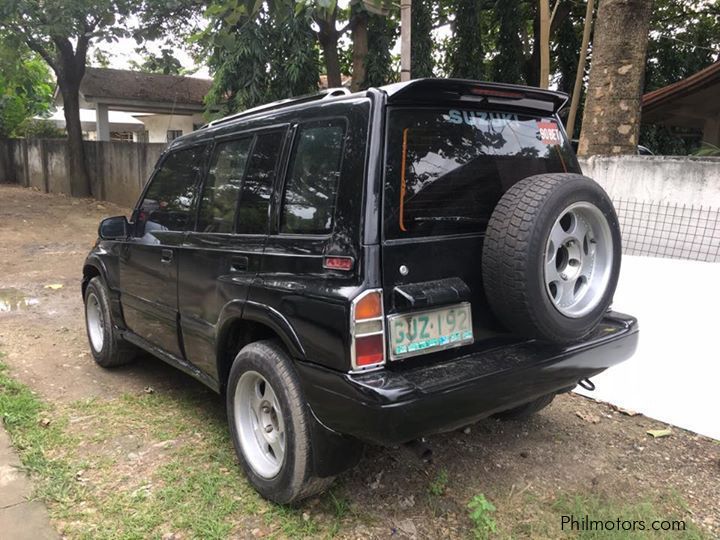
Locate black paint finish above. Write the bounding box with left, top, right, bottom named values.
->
left=82, top=79, right=637, bottom=449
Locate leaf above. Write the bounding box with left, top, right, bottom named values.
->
left=647, top=429, right=672, bottom=438
left=44, top=284, right=63, bottom=290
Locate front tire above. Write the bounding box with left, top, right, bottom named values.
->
left=83, top=277, right=136, bottom=367
left=226, top=340, right=333, bottom=504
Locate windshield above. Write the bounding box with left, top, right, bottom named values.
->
left=383, top=107, right=578, bottom=238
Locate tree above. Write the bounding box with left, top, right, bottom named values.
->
left=0, top=37, right=54, bottom=137
left=204, top=3, right=319, bottom=114
left=411, top=0, right=434, bottom=78
left=445, top=0, right=486, bottom=79
left=130, top=47, right=183, bottom=75
left=0, top=0, right=143, bottom=195
left=578, top=0, right=653, bottom=156
left=364, top=12, right=399, bottom=87
left=492, top=0, right=526, bottom=84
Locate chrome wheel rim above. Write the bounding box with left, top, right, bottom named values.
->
left=86, top=292, right=105, bottom=352
left=234, top=371, right=285, bottom=479
left=544, top=202, right=614, bottom=318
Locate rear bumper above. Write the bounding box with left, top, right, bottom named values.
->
left=296, top=312, right=638, bottom=445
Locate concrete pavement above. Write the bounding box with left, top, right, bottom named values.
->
left=0, top=426, right=58, bottom=540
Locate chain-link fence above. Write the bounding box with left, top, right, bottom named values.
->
left=613, top=198, right=720, bottom=263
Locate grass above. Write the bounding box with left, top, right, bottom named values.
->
left=0, top=356, right=711, bottom=539
left=0, top=359, right=342, bottom=539
left=503, top=491, right=707, bottom=539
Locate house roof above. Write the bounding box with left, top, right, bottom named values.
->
left=642, top=61, right=720, bottom=128
left=80, top=68, right=212, bottom=108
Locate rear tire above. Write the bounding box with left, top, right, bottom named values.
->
left=226, top=340, right=334, bottom=504
left=494, top=393, right=556, bottom=421
left=83, top=277, right=137, bottom=367
left=482, top=173, right=621, bottom=343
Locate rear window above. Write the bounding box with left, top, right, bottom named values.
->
left=384, top=107, right=577, bottom=238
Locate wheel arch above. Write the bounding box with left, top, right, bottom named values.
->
left=215, top=302, right=306, bottom=393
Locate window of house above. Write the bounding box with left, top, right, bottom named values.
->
left=280, top=120, right=345, bottom=235
left=166, top=129, right=183, bottom=142
left=236, top=130, right=286, bottom=235
left=136, top=146, right=205, bottom=233
left=197, top=138, right=252, bottom=233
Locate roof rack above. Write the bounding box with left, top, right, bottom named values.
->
left=207, top=87, right=352, bottom=128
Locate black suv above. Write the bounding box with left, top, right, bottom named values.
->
left=82, top=79, right=638, bottom=503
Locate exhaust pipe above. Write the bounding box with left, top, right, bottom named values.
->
left=578, top=378, right=595, bottom=391
left=403, top=438, right=433, bottom=463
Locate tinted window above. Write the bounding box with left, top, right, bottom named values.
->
left=384, top=108, right=578, bottom=238
left=197, top=138, right=252, bottom=233
left=237, top=131, right=285, bottom=235
left=281, top=120, right=345, bottom=234
left=137, top=146, right=204, bottom=232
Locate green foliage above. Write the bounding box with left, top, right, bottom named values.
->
left=204, top=3, right=320, bottom=115
left=467, top=493, right=497, bottom=539
left=428, top=468, right=449, bottom=496
left=0, top=38, right=54, bottom=137
left=444, top=0, right=487, bottom=79
left=411, top=0, right=435, bottom=78
left=491, top=0, right=526, bottom=84
left=364, top=12, right=399, bottom=89
left=694, top=142, right=720, bottom=157
left=14, top=119, right=66, bottom=139
left=639, top=0, right=720, bottom=155
left=129, top=47, right=183, bottom=75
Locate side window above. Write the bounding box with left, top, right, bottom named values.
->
left=236, top=130, right=285, bottom=235
left=280, top=120, right=345, bottom=235
left=197, top=138, right=252, bottom=233
left=137, top=146, right=204, bottom=232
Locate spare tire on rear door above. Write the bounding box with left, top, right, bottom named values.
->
left=482, top=173, right=621, bottom=343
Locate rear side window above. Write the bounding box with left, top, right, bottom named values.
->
left=280, top=120, right=345, bottom=235
left=237, top=130, right=285, bottom=235
left=384, top=108, right=577, bottom=238
left=138, top=146, right=205, bottom=232
left=197, top=138, right=252, bottom=233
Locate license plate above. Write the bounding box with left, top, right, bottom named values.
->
left=388, top=303, right=474, bottom=360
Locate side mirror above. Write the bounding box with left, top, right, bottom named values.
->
left=98, top=216, right=129, bottom=240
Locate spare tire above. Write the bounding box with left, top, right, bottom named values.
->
left=482, top=173, right=621, bottom=343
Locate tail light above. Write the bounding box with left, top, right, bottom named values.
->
left=350, top=289, right=386, bottom=371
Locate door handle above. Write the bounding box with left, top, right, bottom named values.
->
left=230, top=256, right=249, bottom=272
left=161, top=249, right=173, bottom=263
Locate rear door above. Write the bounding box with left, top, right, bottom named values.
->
left=381, top=106, right=578, bottom=361
left=255, top=101, right=369, bottom=371
left=120, top=145, right=206, bottom=357
left=178, top=128, right=288, bottom=378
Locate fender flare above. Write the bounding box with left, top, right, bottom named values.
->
left=216, top=300, right=306, bottom=361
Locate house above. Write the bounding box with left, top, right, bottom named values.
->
left=53, top=68, right=213, bottom=143
left=642, top=60, right=720, bottom=147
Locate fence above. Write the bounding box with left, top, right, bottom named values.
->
left=0, top=138, right=166, bottom=207
left=613, top=199, right=720, bottom=263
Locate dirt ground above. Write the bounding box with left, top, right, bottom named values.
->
left=1, top=184, right=719, bottom=539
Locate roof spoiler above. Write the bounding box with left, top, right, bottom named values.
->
left=380, top=78, right=569, bottom=114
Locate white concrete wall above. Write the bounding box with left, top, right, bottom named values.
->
left=136, top=113, right=205, bottom=143
left=579, top=155, right=720, bottom=207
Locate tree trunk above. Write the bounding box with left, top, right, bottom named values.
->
left=58, top=76, right=91, bottom=197
left=539, top=0, right=550, bottom=88
left=351, top=11, right=368, bottom=91
left=578, top=0, right=653, bottom=156
left=317, top=19, right=342, bottom=88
